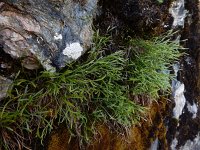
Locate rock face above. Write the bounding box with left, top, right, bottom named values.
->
left=47, top=101, right=169, bottom=150
left=1, top=0, right=200, bottom=149
left=97, top=0, right=171, bottom=36
left=47, top=0, right=200, bottom=149
left=167, top=0, right=200, bottom=150
left=0, top=0, right=97, bottom=71
left=0, top=76, right=12, bottom=100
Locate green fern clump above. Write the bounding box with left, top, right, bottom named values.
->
left=0, top=31, right=182, bottom=149
left=0, top=50, right=144, bottom=149
left=128, top=34, right=181, bottom=98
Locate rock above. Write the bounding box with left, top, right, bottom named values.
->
left=187, top=102, right=198, bottom=119
left=169, top=0, right=188, bottom=28
left=98, top=0, right=169, bottom=35
left=180, top=133, right=200, bottom=150
left=149, top=138, right=159, bottom=150
left=21, top=56, right=41, bottom=70
left=0, top=76, right=12, bottom=100
left=172, top=81, right=186, bottom=120
left=0, top=0, right=98, bottom=71
left=171, top=138, right=178, bottom=150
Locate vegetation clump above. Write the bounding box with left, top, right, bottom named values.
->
left=128, top=32, right=181, bottom=99
left=0, top=31, right=181, bottom=149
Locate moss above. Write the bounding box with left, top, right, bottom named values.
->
left=85, top=99, right=169, bottom=150
left=45, top=98, right=168, bottom=150
left=48, top=129, right=71, bottom=150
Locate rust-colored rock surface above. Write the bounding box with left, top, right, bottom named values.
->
left=48, top=100, right=169, bottom=150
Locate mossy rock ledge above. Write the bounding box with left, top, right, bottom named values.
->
left=1, top=0, right=200, bottom=150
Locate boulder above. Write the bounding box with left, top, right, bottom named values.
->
left=0, top=0, right=98, bottom=71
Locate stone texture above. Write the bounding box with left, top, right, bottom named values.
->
left=0, top=0, right=98, bottom=71
left=0, top=76, right=12, bottom=100
left=47, top=101, right=169, bottom=150
left=98, top=0, right=171, bottom=35
left=167, top=0, right=200, bottom=149
left=169, top=0, right=188, bottom=28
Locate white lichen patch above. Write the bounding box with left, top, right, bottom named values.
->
left=172, top=61, right=186, bottom=120
left=169, top=0, right=188, bottom=28
left=172, top=81, right=186, bottom=119
left=63, top=42, right=83, bottom=60
left=172, top=63, right=186, bottom=120
left=171, top=138, right=178, bottom=150
left=187, top=102, right=198, bottom=119
left=54, top=33, right=62, bottom=40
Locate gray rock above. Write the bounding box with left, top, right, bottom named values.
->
left=0, top=76, right=12, bottom=100
left=169, top=0, right=188, bottom=28
left=149, top=138, right=159, bottom=150
left=0, top=0, right=98, bottom=71
left=180, top=133, right=200, bottom=150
